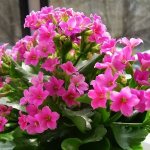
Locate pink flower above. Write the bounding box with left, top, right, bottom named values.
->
left=36, top=42, right=55, bottom=58
left=88, top=83, right=107, bottom=109
left=59, top=17, right=80, bottom=36
left=119, top=37, right=143, bottom=48
left=31, top=72, right=44, bottom=86
left=101, top=39, right=116, bottom=53
left=137, top=52, right=150, bottom=71
left=20, top=89, right=30, bottom=105
left=112, top=46, right=135, bottom=71
left=28, top=85, right=49, bottom=106
left=38, top=23, right=56, bottom=43
left=92, top=68, right=118, bottom=90
left=26, top=115, right=44, bottom=134
left=24, top=47, right=39, bottom=66
left=0, top=105, right=12, bottom=116
left=26, top=104, right=39, bottom=116
left=0, top=116, right=8, bottom=132
left=131, top=89, right=147, bottom=112
left=41, top=58, right=60, bottom=72
left=24, top=11, right=40, bottom=29
left=36, top=106, right=60, bottom=130
left=76, top=16, right=91, bottom=31
left=44, top=76, right=65, bottom=96
left=0, top=77, right=3, bottom=88
left=0, top=43, right=8, bottom=67
left=18, top=112, right=28, bottom=131
left=134, top=69, right=150, bottom=86
left=70, top=74, right=88, bottom=94
left=94, top=54, right=112, bottom=70
left=145, top=89, right=150, bottom=110
left=62, top=87, right=80, bottom=107
left=110, top=87, right=139, bottom=116
left=61, top=61, right=77, bottom=75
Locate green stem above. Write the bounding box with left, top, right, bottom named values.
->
left=108, top=112, right=122, bottom=124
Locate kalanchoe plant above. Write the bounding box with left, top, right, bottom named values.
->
left=0, top=6, right=150, bottom=150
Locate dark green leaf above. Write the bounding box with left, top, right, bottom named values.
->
left=111, top=122, right=148, bottom=150
left=83, top=125, right=107, bottom=143
left=76, top=94, right=91, bottom=104
left=129, top=78, right=137, bottom=88
left=79, top=54, right=104, bottom=75
left=62, top=108, right=94, bottom=133
left=61, top=138, right=82, bottom=150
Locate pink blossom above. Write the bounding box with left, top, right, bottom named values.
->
left=12, top=38, right=29, bottom=61
left=131, top=89, right=147, bottom=112
left=24, top=11, right=40, bottom=29
left=31, top=72, right=44, bottom=86
left=26, top=115, right=44, bottom=134
left=145, top=89, right=150, bottom=110
left=59, top=17, right=80, bottom=36
left=41, top=58, right=60, bottom=72
left=38, top=23, right=56, bottom=43
left=26, top=104, right=39, bottom=116
left=88, top=83, right=107, bottom=109
left=134, top=69, right=150, bottom=86
left=0, top=77, right=3, bottom=88
left=44, top=76, right=65, bottom=96
left=101, top=39, right=116, bottom=53
left=20, top=89, right=30, bottom=105
left=18, top=112, right=28, bottom=131
left=28, top=85, right=49, bottom=106
left=76, top=16, right=91, bottom=31
left=36, top=42, right=55, bottom=58
left=0, top=43, right=8, bottom=67
left=92, top=68, right=118, bottom=90
left=94, top=54, right=112, bottom=70
left=0, top=105, right=12, bottom=116
left=89, top=18, right=110, bottom=44
left=70, top=74, right=88, bottom=94
left=36, top=106, right=60, bottom=130
left=119, top=37, right=143, bottom=48
left=61, top=61, right=77, bottom=75
left=24, top=47, right=39, bottom=66
left=112, top=46, right=135, bottom=71
left=137, top=52, right=150, bottom=71
left=62, top=87, right=80, bottom=107
left=110, top=87, right=139, bottom=116
left=0, top=116, right=7, bottom=132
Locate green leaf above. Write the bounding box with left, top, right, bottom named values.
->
left=79, top=54, right=104, bottom=75
left=80, top=138, right=110, bottom=150
left=0, top=141, right=15, bottom=150
left=111, top=122, right=148, bottom=150
left=98, top=108, right=110, bottom=123
left=129, top=78, right=137, bottom=88
left=76, top=94, right=91, bottom=104
left=131, top=144, right=143, bottom=150
left=62, top=108, right=94, bottom=133
left=83, top=125, right=107, bottom=143
left=61, top=138, right=82, bottom=150
left=61, top=126, right=107, bottom=150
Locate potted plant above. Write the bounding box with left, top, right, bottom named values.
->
left=0, top=6, right=150, bottom=150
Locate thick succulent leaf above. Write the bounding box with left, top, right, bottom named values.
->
left=61, top=125, right=107, bottom=150
left=78, top=54, right=104, bottom=75
left=83, top=125, right=107, bottom=144
left=62, top=108, right=94, bottom=133
left=0, top=141, right=15, bottom=150
left=111, top=122, right=148, bottom=150
left=76, top=94, right=91, bottom=104
left=61, top=138, right=82, bottom=150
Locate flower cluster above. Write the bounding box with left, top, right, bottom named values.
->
left=0, top=6, right=149, bottom=149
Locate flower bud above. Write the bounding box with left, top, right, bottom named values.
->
left=84, top=30, right=93, bottom=36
